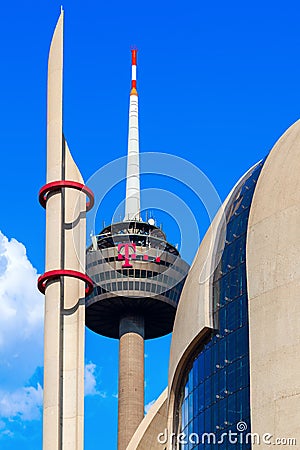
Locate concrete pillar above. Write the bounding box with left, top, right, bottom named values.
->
left=118, top=315, right=145, bottom=450
left=43, top=10, right=86, bottom=450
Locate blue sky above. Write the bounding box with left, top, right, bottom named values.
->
left=0, top=0, right=300, bottom=448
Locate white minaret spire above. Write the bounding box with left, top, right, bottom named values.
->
left=124, top=49, right=141, bottom=221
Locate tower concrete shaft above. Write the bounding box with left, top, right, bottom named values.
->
left=124, top=49, right=141, bottom=221
left=118, top=315, right=145, bottom=450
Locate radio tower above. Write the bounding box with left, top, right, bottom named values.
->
left=85, top=50, right=189, bottom=450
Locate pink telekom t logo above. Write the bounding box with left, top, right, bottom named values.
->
left=118, top=243, right=137, bottom=268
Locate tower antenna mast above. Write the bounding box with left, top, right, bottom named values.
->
left=124, top=49, right=141, bottom=221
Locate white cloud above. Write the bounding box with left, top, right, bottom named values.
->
left=0, top=231, right=44, bottom=440
left=0, top=230, right=107, bottom=441
left=85, top=362, right=106, bottom=398
left=0, top=359, right=103, bottom=430
left=0, top=231, right=44, bottom=388
left=0, top=429, right=14, bottom=438
left=85, top=362, right=98, bottom=396
left=0, top=384, right=43, bottom=421
left=145, top=399, right=156, bottom=414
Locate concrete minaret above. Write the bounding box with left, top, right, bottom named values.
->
left=124, top=49, right=141, bottom=221
left=38, top=10, right=94, bottom=450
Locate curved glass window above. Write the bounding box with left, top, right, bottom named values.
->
left=177, top=161, right=264, bottom=450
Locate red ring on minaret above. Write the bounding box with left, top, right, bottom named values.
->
left=39, top=180, right=94, bottom=211
left=38, top=269, right=94, bottom=296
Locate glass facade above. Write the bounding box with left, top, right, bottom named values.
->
left=177, top=161, right=264, bottom=449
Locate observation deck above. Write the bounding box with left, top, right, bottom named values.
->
left=85, top=220, right=189, bottom=339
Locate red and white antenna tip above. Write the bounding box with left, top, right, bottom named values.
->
left=131, top=49, right=137, bottom=66
left=130, top=49, right=138, bottom=95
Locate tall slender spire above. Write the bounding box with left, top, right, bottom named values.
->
left=41, top=9, right=90, bottom=450
left=124, top=49, right=141, bottom=221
